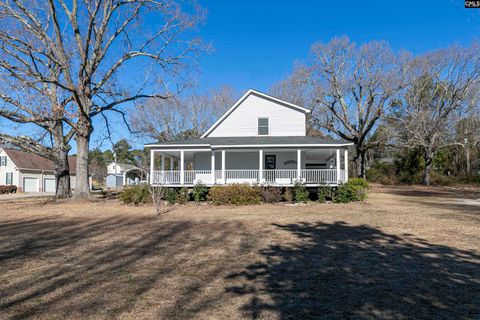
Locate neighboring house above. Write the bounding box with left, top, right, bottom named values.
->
left=0, top=147, right=84, bottom=193
left=105, top=162, right=147, bottom=189
left=145, top=89, right=354, bottom=187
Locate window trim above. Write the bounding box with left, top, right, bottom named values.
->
left=0, top=156, right=6, bottom=166
left=258, top=117, right=269, bottom=136
left=6, top=172, right=13, bottom=185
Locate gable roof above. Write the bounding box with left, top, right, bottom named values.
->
left=2, top=148, right=77, bottom=173
left=201, top=89, right=311, bottom=138
left=145, top=136, right=353, bottom=148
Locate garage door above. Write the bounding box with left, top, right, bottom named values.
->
left=44, top=179, right=56, bottom=193
left=23, top=177, right=39, bottom=192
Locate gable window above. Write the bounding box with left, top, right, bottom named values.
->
left=258, top=118, right=269, bottom=135
left=6, top=172, right=13, bottom=185
left=0, top=156, right=6, bottom=166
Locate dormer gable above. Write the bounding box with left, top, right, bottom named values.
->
left=202, top=89, right=310, bottom=138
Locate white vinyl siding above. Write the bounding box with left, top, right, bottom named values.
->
left=207, top=94, right=306, bottom=137
left=0, top=149, right=20, bottom=187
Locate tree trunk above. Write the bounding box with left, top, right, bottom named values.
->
left=421, top=149, right=433, bottom=186
left=51, top=121, right=71, bottom=199
left=54, top=152, right=71, bottom=199
left=466, top=146, right=471, bottom=175
left=354, top=146, right=367, bottom=179
left=359, top=149, right=367, bottom=179
left=74, top=133, right=91, bottom=199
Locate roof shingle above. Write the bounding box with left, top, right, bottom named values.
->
left=145, top=136, right=352, bottom=147
left=3, top=148, right=77, bottom=173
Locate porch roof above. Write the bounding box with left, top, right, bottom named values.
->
left=145, top=136, right=353, bottom=149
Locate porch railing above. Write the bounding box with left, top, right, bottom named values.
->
left=152, top=169, right=346, bottom=185
left=301, top=169, right=337, bottom=184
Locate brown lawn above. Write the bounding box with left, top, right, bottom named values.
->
left=0, top=185, right=479, bottom=319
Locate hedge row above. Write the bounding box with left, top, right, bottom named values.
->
left=0, top=185, right=17, bottom=194
left=119, top=179, right=369, bottom=206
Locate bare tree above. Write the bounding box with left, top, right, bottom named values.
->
left=0, top=0, right=205, bottom=199
left=270, top=65, right=325, bottom=136
left=149, top=185, right=165, bottom=215
left=388, top=43, right=480, bottom=185
left=304, top=36, right=404, bottom=178
left=0, top=53, right=74, bottom=198
left=455, top=116, right=480, bottom=175
left=130, top=86, right=235, bottom=141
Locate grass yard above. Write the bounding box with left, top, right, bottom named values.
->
left=0, top=185, right=479, bottom=319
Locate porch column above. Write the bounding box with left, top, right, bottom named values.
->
left=259, top=149, right=263, bottom=183
left=297, top=149, right=301, bottom=180
left=180, top=150, right=185, bottom=184
left=161, top=155, right=165, bottom=171
left=211, top=151, right=216, bottom=185
left=221, top=150, right=226, bottom=184
left=344, top=149, right=348, bottom=182
left=149, top=150, right=154, bottom=184
left=336, top=149, right=341, bottom=184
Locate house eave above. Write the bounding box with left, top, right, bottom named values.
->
left=145, top=143, right=354, bottom=149
left=211, top=143, right=353, bottom=149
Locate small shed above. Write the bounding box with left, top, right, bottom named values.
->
left=106, top=173, right=123, bottom=189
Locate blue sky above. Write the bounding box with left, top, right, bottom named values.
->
left=93, top=0, right=480, bottom=150
left=197, top=0, right=480, bottom=92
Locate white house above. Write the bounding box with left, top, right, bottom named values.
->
left=0, top=147, right=80, bottom=193
left=107, top=162, right=136, bottom=175
left=105, top=162, right=147, bottom=189
left=145, top=89, right=353, bottom=187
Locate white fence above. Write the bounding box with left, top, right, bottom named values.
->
left=152, top=169, right=346, bottom=186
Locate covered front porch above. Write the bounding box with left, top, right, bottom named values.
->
left=149, top=147, right=349, bottom=187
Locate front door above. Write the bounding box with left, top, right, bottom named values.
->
left=264, top=155, right=276, bottom=182
left=264, top=155, right=276, bottom=170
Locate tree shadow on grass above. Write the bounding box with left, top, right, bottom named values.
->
left=226, top=221, right=480, bottom=319
left=0, top=214, right=251, bottom=319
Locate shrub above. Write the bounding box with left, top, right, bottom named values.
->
left=317, top=185, right=334, bottom=203
left=347, top=177, right=369, bottom=189
left=177, top=187, right=189, bottom=204
left=119, top=184, right=150, bottom=205
left=366, top=162, right=398, bottom=185
left=0, top=185, right=17, bottom=194
left=208, top=184, right=261, bottom=205
left=164, top=188, right=178, bottom=204
left=193, top=182, right=208, bottom=202
left=282, top=188, right=293, bottom=203
left=293, top=181, right=309, bottom=203
left=259, top=186, right=282, bottom=203
left=333, top=178, right=369, bottom=203
left=333, top=184, right=356, bottom=203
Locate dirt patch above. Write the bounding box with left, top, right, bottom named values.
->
left=0, top=186, right=479, bottom=319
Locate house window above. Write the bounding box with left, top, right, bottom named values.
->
left=6, top=172, right=13, bottom=185
left=0, top=156, right=6, bottom=166
left=258, top=118, right=269, bottom=135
